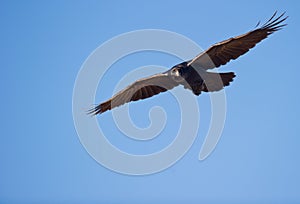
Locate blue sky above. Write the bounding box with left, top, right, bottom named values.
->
left=1, top=0, right=300, bottom=203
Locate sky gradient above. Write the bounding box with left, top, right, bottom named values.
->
left=1, top=1, right=300, bottom=203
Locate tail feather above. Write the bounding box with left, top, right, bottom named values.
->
left=202, top=72, right=236, bottom=92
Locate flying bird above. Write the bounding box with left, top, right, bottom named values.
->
left=89, top=12, right=287, bottom=115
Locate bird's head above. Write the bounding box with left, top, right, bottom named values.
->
left=171, top=67, right=181, bottom=76
left=170, top=67, right=184, bottom=82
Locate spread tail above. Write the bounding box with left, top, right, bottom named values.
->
left=202, top=72, right=236, bottom=92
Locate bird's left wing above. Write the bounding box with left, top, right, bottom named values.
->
left=88, top=72, right=179, bottom=115
left=188, top=12, right=288, bottom=70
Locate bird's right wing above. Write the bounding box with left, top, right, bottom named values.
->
left=89, top=72, right=179, bottom=115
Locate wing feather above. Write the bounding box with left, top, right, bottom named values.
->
left=88, top=72, right=179, bottom=115
left=188, top=12, right=288, bottom=69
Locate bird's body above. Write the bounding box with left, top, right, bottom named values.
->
left=89, top=12, right=287, bottom=115
left=167, top=62, right=235, bottom=95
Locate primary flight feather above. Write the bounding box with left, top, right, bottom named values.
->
left=89, top=12, right=287, bottom=115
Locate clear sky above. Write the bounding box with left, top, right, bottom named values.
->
left=1, top=0, right=300, bottom=203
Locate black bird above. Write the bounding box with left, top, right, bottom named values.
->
left=89, top=12, right=287, bottom=115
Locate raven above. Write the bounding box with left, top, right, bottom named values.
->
left=89, top=12, right=287, bottom=115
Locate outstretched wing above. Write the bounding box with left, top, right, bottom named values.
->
left=88, top=72, right=179, bottom=115
left=188, top=12, right=288, bottom=70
